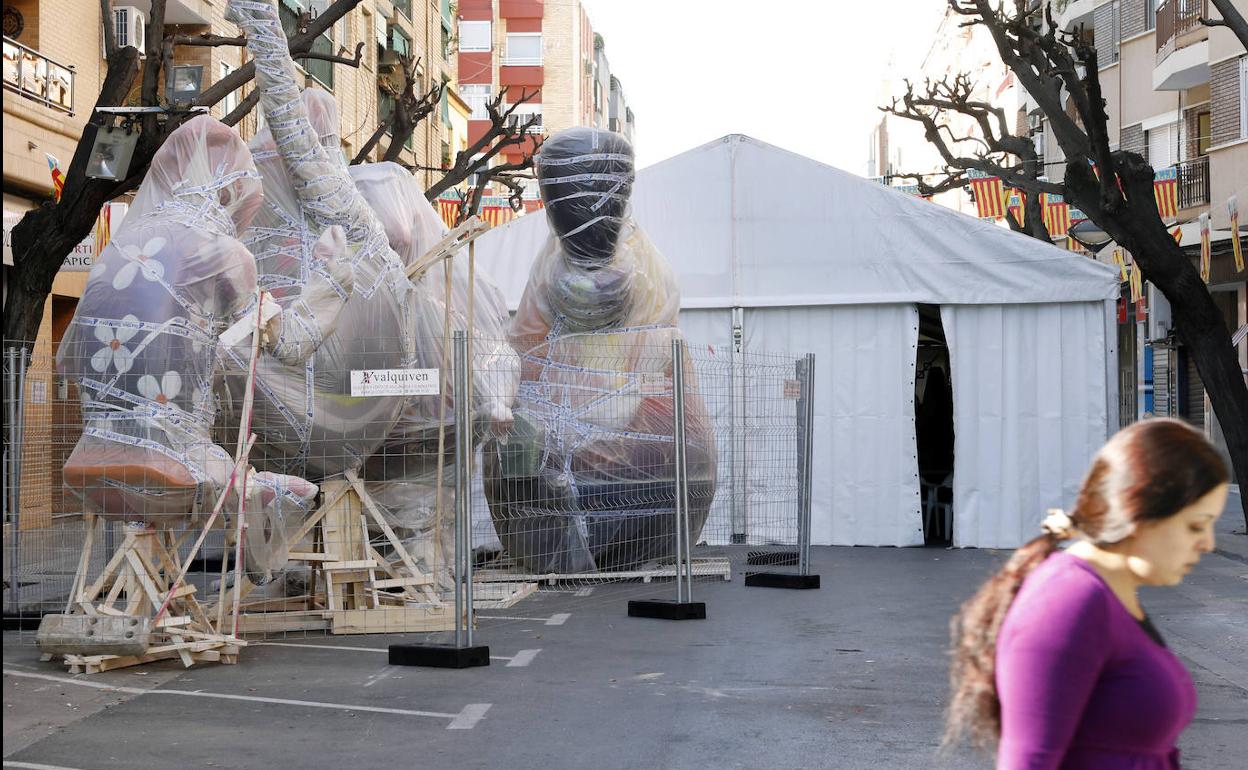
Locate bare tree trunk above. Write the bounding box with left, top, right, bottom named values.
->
left=1067, top=155, right=1248, bottom=524
left=4, top=46, right=142, bottom=345
left=1206, top=0, right=1248, bottom=51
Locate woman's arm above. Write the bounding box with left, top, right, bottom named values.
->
left=994, top=572, right=1113, bottom=770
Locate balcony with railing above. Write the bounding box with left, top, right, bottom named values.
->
left=1156, top=0, right=1207, bottom=61
left=3, top=36, right=75, bottom=115
left=1176, top=155, right=1210, bottom=209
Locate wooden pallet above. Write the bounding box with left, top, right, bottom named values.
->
left=45, top=517, right=243, bottom=674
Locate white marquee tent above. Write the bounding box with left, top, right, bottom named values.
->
left=472, top=134, right=1120, bottom=549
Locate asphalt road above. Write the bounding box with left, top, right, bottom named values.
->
left=3, top=502, right=1245, bottom=770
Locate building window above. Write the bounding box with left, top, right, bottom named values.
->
left=394, top=0, right=413, bottom=19
left=1147, top=121, right=1179, bottom=168
left=460, top=84, right=491, bottom=119
left=459, top=20, right=491, bottom=52
left=279, top=0, right=334, bottom=89
left=389, top=25, right=412, bottom=58
left=1146, top=0, right=1158, bottom=31
left=505, top=33, right=541, bottom=66
left=1197, top=111, right=1211, bottom=155
left=505, top=102, right=543, bottom=133
left=219, top=62, right=238, bottom=118
left=1240, top=57, right=1248, bottom=139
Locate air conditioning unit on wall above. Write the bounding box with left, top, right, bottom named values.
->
left=114, top=6, right=146, bottom=56
left=1147, top=283, right=1172, bottom=342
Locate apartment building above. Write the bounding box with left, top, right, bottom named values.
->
left=454, top=0, right=634, bottom=203
left=2, top=0, right=461, bottom=526
left=1039, top=0, right=1246, bottom=447
left=868, top=10, right=1026, bottom=218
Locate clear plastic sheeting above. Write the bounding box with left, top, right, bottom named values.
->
left=484, top=127, right=716, bottom=573
left=350, top=161, right=521, bottom=586
left=220, top=0, right=421, bottom=481
left=57, top=115, right=310, bottom=531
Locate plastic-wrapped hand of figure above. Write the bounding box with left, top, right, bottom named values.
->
left=261, top=224, right=354, bottom=366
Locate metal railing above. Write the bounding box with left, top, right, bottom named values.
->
left=1176, top=155, right=1210, bottom=209
left=1156, top=0, right=1207, bottom=61
left=2, top=36, right=75, bottom=115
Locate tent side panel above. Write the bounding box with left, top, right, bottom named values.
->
left=744, top=305, right=924, bottom=547
left=943, top=302, right=1110, bottom=549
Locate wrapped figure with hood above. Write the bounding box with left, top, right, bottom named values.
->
left=483, top=127, right=718, bottom=573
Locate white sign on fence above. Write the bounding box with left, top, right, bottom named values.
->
left=350, top=368, right=440, bottom=397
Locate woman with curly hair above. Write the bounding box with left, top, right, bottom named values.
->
left=944, top=418, right=1229, bottom=769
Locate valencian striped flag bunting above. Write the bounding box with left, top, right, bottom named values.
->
left=437, top=198, right=461, bottom=229
left=1129, top=261, right=1143, bottom=303
left=1171, top=225, right=1183, bottom=244
left=46, top=153, right=65, bottom=201
left=1112, top=248, right=1129, bottom=281
left=1005, top=189, right=1025, bottom=226
left=1229, top=195, right=1244, bottom=273
left=1041, top=192, right=1071, bottom=237
left=1199, top=212, right=1211, bottom=283
left=1154, top=167, right=1178, bottom=221
left=94, top=203, right=112, bottom=258
left=969, top=174, right=1007, bottom=219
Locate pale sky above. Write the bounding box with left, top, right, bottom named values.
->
left=579, top=0, right=949, bottom=174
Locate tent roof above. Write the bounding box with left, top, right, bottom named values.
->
left=473, top=134, right=1118, bottom=311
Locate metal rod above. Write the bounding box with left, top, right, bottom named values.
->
left=5, top=347, right=18, bottom=613
left=453, top=330, right=469, bottom=647
left=671, top=338, right=691, bottom=601
left=12, top=347, right=28, bottom=613
left=797, top=354, right=816, bottom=577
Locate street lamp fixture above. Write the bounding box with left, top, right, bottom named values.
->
left=85, top=124, right=139, bottom=181
left=1067, top=218, right=1112, bottom=251
left=167, top=64, right=204, bottom=104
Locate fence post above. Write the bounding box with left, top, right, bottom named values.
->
left=454, top=330, right=477, bottom=648
left=798, top=353, right=816, bottom=578
left=729, top=307, right=747, bottom=543
left=625, top=337, right=706, bottom=620
left=744, top=352, right=820, bottom=590
left=5, top=347, right=20, bottom=615
left=387, top=330, right=490, bottom=667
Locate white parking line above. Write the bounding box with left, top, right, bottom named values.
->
left=505, top=649, right=542, bottom=668
left=2, top=668, right=482, bottom=729
left=448, top=703, right=492, bottom=730
left=476, top=612, right=571, bottom=626
left=4, top=762, right=88, bottom=770
left=575, top=586, right=595, bottom=596
left=257, top=641, right=388, bottom=653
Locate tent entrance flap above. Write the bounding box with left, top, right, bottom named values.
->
left=916, top=304, right=954, bottom=546
left=942, top=302, right=1111, bottom=549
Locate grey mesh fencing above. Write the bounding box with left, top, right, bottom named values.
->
left=4, top=329, right=814, bottom=670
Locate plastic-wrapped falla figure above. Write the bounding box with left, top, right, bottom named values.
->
left=58, top=117, right=318, bottom=577
left=351, top=161, right=521, bottom=585
left=484, top=127, right=717, bottom=573
left=221, top=0, right=420, bottom=481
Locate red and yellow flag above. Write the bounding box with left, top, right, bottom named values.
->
left=1129, top=262, right=1143, bottom=303
left=46, top=153, right=65, bottom=202
left=1170, top=225, right=1183, bottom=244
left=1005, top=189, right=1025, bottom=227
left=1199, top=212, right=1211, bottom=283
left=970, top=176, right=1007, bottom=219
left=93, top=202, right=112, bottom=258
left=1229, top=195, right=1244, bottom=273
left=437, top=198, right=461, bottom=229
left=1112, top=248, right=1128, bottom=282
left=1041, top=193, right=1071, bottom=237
left=1154, top=168, right=1178, bottom=221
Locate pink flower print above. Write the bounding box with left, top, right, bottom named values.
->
left=89, top=315, right=139, bottom=374
left=113, top=237, right=167, bottom=290
left=137, top=370, right=182, bottom=406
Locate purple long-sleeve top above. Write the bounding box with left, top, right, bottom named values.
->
left=995, top=551, right=1197, bottom=769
